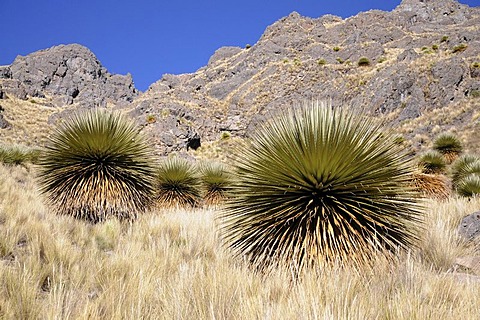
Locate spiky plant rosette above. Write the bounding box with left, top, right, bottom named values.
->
left=412, top=172, right=451, bottom=200
left=450, top=154, right=480, bottom=187
left=418, top=150, right=447, bottom=174
left=220, top=103, right=423, bottom=271
left=199, top=161, right=233, bottom=205
left=433, top=133, right=462, bottom=164
left=156, top=157, right=201, bottom=208
left=457, top=174, right=480, bottom=197
left=37, top=109, right=156, bottom=222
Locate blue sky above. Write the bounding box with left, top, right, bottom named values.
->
left=1, top=0, right=479, bottom=91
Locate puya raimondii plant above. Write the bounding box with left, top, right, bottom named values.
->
left=220, top=102, right=423, bottom=272
left=38, top=109, right=156, bottom=222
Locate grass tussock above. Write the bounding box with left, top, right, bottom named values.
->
left=1, top=164, right=480, bottom=319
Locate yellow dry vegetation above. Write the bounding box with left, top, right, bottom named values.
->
left=1, top=163, right=480, bottom=319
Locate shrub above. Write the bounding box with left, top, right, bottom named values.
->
left=357, top=57, right=371, bottom=67
left=220, top=103, right=423, bottom=272
left=336, top=57, right=344, bottom=64
left=452, top=44, right=467, bottom=53
left=156, top=157, right=201, bottom=208
left=220, top=131, right=231, bottom=140
left=317, top=59, right=327, bottom=66
left=432, top=44, right=439, bottom=50
left=0, top=144, right=42, bottom=166
left=199, top=162, right=233, bottom=205
left=440, top=35, right=449, bottom=43
left=146, top=114, right=156, bottom=124
left=418, top=150, right=447, bottom=174
left=333, top=46, right=341, bottom=52
left=450, top=154, right=480, bottom=187
left=37, top=109, right=156, bottom=222
left=433, top=133, right=462, bottom=163
left=457, top=174, right=480, bottom=197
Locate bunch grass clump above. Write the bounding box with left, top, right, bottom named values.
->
left=0, top=144, right=41, bottom=166
left=418, top=150, right=447, bottom=174
left=156, top=157, right=201, bottom=208
left=199, top=161, right=233, bottom=205
left=37, top=109, right=156, bottom=222
left=220, top=102, right=423, bottom=272
left=433, top=133, right=462, bottom=164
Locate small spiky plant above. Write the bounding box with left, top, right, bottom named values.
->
left=418, top=150, right=447, bottom=174
left=457, top=174, right=480, bottom=197
left=37, top=109, right=156, bottom=222
left=0, top=144, right=41, bottom=166
left=450, top=154, right=480, bottom=187
left=156, top=157, right=201, bottom=208
left=199, top=161, right=233, bottom=205
left=220, top=103, right=423, bottom=272
left=433, top=133, right=463, bottom=164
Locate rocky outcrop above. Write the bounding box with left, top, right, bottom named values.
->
left=124, top=0, right=480, bottom=155
left=0, top=44, right=138, bottom=108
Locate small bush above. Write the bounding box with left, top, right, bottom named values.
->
left=37, top=109, right=156, bottom=222
left=156, top=157, right=201, bottom=208
left=470, top=89, right=480, bottom=98
left=333, top=46, right=341, bottom=52
left=440, top=35, right=449, bottom=43
left=245, top=44, right=252, bottom=49
left=357, top=57, right=371, bottom=67
left=451, top=154, right=480, bottom=187
left=146, top=114, right=156, bottom=124
left=220, top=131, right=231, bottom=140
left=199, top=162, right=233, bottom=205
left=317, top=59, right=327, bottom=66
left=432, top=44, right=439, bottom=50
left=433, top=133, right=462, bottom=163
left=452, top=44, right=468, bottom=53
left=472, top=62, right=480, bottom=68
left=457, top=174, right=480, bottom=197
left=336, top=57, right=344, bottom=64
left=0, top=145, right=42, bottom=166
left=418, top=150, right=447, bottom=174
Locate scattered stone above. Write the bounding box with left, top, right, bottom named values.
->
left=458, top=211, right=480, bottom=241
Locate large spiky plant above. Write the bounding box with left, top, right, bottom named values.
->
left=433, top=133, right=463, bottom=164
left=156, top=157, right=201, bottom=208
left=220, top=103, right=423, bottom=272
left=199, top=161, right=233, bottom=205
left=37, top=109, right=156, bottom=222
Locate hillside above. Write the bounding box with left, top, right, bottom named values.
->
left=0, top=0, right=479, bottom=156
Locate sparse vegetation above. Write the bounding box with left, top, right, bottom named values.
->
left=333, top=46, right=341, bottom=52
left=220, top=131, right=231, bottom=140
left=146, top=114, right=156, bottom=124
left=317, top=58, right=327, bottom=66
left=37, top=109, right=156, bottom=222
left=441, top=35, right=449, bottom=42
left=452, top=43, right=468, bottom=53
left=357, top=57, right=371, bottom=66
left=221, top=103, right=423, bottom=272
left=336, top=57, right=344, bottom=64
left=156, top=157, right=201, bottom=208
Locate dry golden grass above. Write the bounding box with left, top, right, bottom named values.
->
left=1, top=163, right=480, bottom=319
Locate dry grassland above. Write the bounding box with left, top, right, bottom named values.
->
left=1, top=164, right=480, bottom=319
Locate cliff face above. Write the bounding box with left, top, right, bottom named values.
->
left=0, top=0, right=479, bottom=155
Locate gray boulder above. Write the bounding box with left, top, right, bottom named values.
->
left=458, top=211, right=480, bottom=241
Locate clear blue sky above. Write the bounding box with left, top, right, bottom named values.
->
left=1, top=0, right=479, bottom=91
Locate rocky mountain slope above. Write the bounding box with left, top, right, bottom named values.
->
left=0, top=0, right=479, bottom=156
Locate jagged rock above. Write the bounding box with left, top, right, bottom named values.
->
left=458, top=211, right=480, bottom=241
left=4, top=44, right=138, bottom=107
left=0, top=66, right=11, bottom=79
left=208, top=46, right=243, bottom=66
